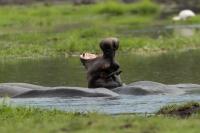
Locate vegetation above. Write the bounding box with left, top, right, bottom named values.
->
left=97, top=0, right=160, bottom=15
left=0, top=1, right=200, bottom=132
left=0, top=0, right=199, bottom=58
left=0, top=102, right=200, bottom=133
left=157, top=102, right=200, bottom=117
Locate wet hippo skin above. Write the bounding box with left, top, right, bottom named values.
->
left=1, top=81, right=200, bottom=98
left=80, top=37, right=123, bottom=89
left=0, top=83, right=119, bottom=98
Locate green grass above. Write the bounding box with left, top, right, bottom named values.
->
left=157, top=102, right=200, bottom=117
left=96, top=0, right=160, bottom=16
left=0, top=1, right=200, bottom=57
left=1, top=103, right=200, bottom=133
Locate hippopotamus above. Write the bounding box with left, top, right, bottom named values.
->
left=80, top=37, right=123, bottom=89
left=0, top=83, right=119, bottom=98
left=1, top=81, right=200, bottom=98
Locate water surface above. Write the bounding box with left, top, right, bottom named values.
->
left=1, top=50, right=200, bottom=114
left=122, top=24, right=200, bottom=38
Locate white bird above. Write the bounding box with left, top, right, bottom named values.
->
left=173, top=9, right=196, bottom=21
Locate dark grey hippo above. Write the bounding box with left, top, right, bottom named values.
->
left=113, top=81, right=184, bottom=95
left=1, top=81, right=200, bottom=98
left=0, top=83, right=119, bottom=98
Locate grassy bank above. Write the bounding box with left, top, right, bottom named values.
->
left=0, top=103, right=200, bottom=133
left=0, top=0, right=200, bottom=57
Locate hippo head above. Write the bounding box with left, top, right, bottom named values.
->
left=99, top=37, right=119, bottom=59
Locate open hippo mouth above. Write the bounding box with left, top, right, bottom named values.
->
left=80, top=53, right=98, bottom=60
left=80, top=52, right=101, bottom=70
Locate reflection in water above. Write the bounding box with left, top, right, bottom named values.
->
left=1, top=50, right=200, bottom=86
left=120, top=49, right=200, bottom=84
left=168, top=25, right=200, bottom=37
left=122, top=24, right=200, bottom=38
left=0, top=57, right=87, bottom=87
left=173, top=27, right=195, bottom=37
left=1, top=50, right=200, bottom=113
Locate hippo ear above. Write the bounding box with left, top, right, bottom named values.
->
left=100, top=41, right=104, bottom=50
left=113, top=39, right=119, bottom=50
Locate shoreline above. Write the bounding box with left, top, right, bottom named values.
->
left=0, top=102, right=199, bottom=133
left=0, top=47, right=200, bottom=60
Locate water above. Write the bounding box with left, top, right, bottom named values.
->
left=1, top=47, right=200, bottom=114
left=121, top=24, right=200, bottom=38
left=1, top=49, right=200, bottom=86
left=8, top=94, right=200, bottom=114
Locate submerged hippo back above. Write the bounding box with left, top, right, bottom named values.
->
left=14, top=87, right=119, bottom=98
left=113, top=81, right=185, bottom=95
